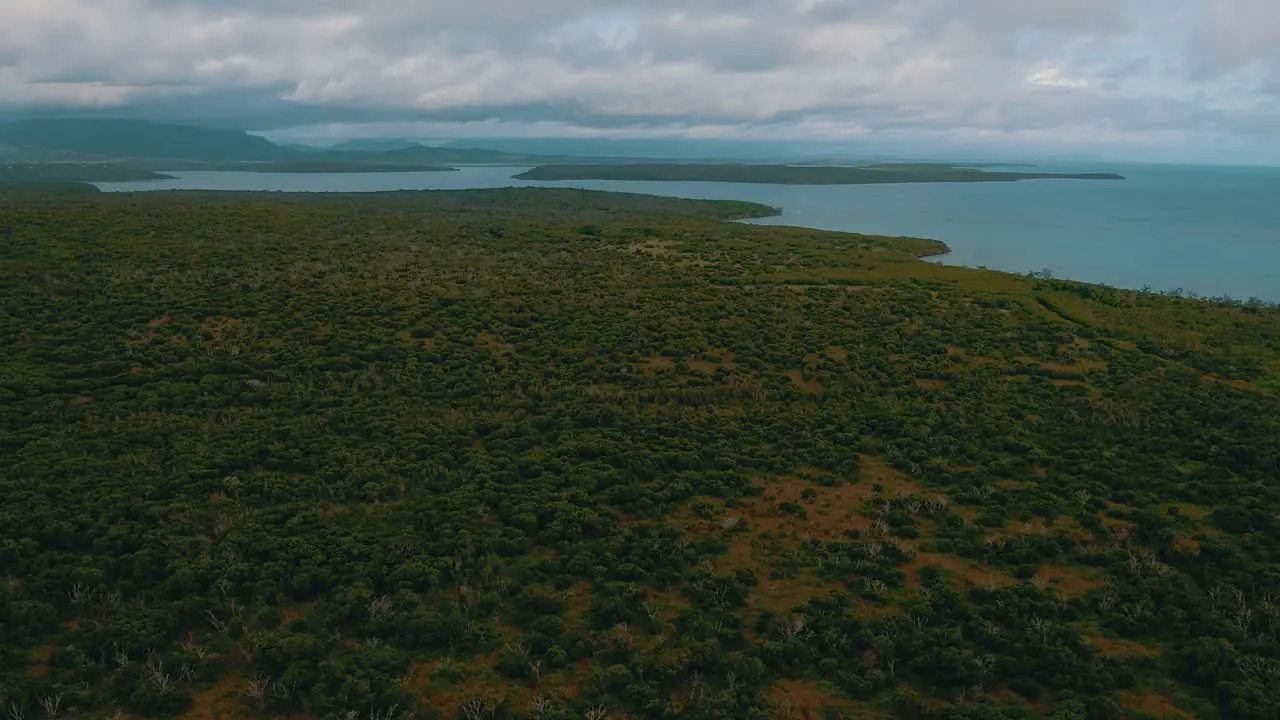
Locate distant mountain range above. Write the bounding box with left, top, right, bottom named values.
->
left=0, top=118, right=286, bottom=162
left=327, top=138, right=427, bottom=153
left=0, top=118, right=1076, bottom=188
left=0, top=118, right=642, bottom=170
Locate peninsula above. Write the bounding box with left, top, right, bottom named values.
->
left=514, top=163, right=1125, bottom=185
left=0, top=163, right=172, bottom=183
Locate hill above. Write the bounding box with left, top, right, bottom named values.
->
left=0, top=118, right=285, bottom=161
left=358, top=144, right=593, bottom=165
left=0, top=119, right=688, bottom=168
left=328, top=139, right=426, bottom=153
left=0, top=188, right=1276, bottom=720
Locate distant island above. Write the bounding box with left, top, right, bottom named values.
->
left=232, top=161, right=459, bottom=174
left=514, top=163, right=1126, bottom=185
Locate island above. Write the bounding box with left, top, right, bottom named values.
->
left=514, top=163, right=1125, bottom=184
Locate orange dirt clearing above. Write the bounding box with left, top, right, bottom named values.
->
left=1118, top=690, right=1193, bottom=719
left=1088, top=635, right=1159, bottom=658
left=1038, top=564, right=1105, bottom=596
left=179, top=672, right=245, bottom=720
left=766, top=679, right=864, bottom=719
left=786, top=369, right=823, bottom=395
left=859, top=455, right=922, bottom=494
left=904, top=552, right=1011, bottom=591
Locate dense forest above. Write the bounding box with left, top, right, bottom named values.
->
left=2, top=188, right=1278, bottom=720
left=513, top=165, right=1125, bottom=185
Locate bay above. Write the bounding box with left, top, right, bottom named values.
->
left=96, top=163, right=1280, bottom=302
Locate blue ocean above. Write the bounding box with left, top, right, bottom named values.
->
left=97, top=163, right=1280, bottom=302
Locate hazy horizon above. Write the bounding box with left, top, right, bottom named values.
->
left=255, top=132, right=1280, bottom=169
left=2, top=1, right=1277, bottom=166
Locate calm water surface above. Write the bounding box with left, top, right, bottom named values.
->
left=97, top=164, right=1280, bottom=302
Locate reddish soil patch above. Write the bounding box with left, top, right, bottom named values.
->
left=563, top=656, right=594, bottom=698
left=750, top=573, right=845, bottom=613
left=28, top=643, right=56, bottom=677
left=806, top=346, right=850, bottom=364
left=148, top=315, right=172, bottom=328
left=766, top=679, right=863, bottom=719
left=859, top=455, right=921, bottom=494
left=638, top=356, right=676, bottom=376
left=123, top=331, right=158, bottom=348
left=280, top=603, right=311, bottom=625
left=1118, top=690, right=1192, bottom=719
left=720, top=535, right=763, bottom=573
left=69, top=396, right=93, bottom=406
left=948, top=346, right=999, bottom=367
left=1088, top=635, right=1159, bottom=658
left=786, top=369, right=823, bottom=395
left=1174, top=503, right=1210, bottom=520
left=915, top=379, right=946, bottom=390
left=1038, top=564, right=1104, bottom=596
left=1174, top=537, right=1201, bottom=555
left=179, top=672, right=245, bottom=720
left=409, top=655, right=524, bottom=718
left=648, top=589, right=694, bottom=620
left=986, top=689, right=1050, bottom=714
left=474, top=332, right=515, bottom=355
left=199, top=317, right=242, bottom=343
left=741, top=475, right=873, bottom=540
left=1043, top=359, right=1108, bottom=373
left=687, top=354, right=737, bottom=373
left=904, top=553, right=1011, bottom=591
left=629, top=240, right=672, bottom=256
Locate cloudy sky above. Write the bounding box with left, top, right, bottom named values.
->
left=1, top=0, right=1277, bottom=161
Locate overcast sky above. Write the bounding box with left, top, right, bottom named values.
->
left=2, top=0, right=1277, bottom=161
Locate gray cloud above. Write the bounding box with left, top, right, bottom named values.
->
left=0, top=0, right=1278, bottom=159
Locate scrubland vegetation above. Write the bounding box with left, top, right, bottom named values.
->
left=2, top=188, right=1277, bottom=720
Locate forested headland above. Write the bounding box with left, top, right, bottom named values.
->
left=0, top=165, right=171, bottom=183
left=1, top=188, right=1277, bottom=720
left=513, top=164, right=1126, bottom=185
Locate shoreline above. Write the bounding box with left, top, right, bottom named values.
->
left=88, top=170, right=1275, bottom=304
left=514, top=163, right=1126, bottom=185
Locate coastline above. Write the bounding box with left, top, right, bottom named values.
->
left=87, top=165, right=1278, bottom=303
